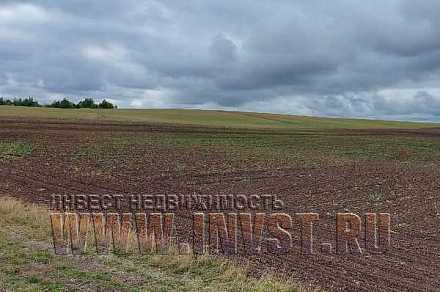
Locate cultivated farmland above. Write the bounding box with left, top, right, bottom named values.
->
left=1, top=107, right=440, bottom=291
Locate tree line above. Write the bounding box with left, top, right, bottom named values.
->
left=0, top=97, right=117, bottom=109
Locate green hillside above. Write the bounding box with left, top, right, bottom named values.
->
left=0, top=106, right=436, bottom=129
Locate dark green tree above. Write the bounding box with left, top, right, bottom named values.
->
left=20, top=97, right=40, bottom=107
left=98, top=99, right=115, bottom=109
left=12, top=98, right=23, bottom=106
left=60, top=98, right=75, bottom=108
left=1, top=96, right=118, bottom=109
left=48, top=98, right=76, bottom=108
left=77, top=98, right=97, bottom=109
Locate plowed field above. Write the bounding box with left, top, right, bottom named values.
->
left=1, top=117, right=440, bottom=291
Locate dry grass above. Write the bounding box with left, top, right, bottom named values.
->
left=0, top=196, right=50, bottom=240
left=0, top=196, right=317, bottom=291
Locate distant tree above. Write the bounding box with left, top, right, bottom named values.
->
left=8, top=97, right=40, bottom=107
left=1, top=96, right=118, bottom=109
left=60, top=98, right=75, bottom=108
left=98, top=99, right=115, bottom=109
left=77, top=98, right=97, bottom=109
left=48, top=98, right=76, bottom=108
left=47, top=100, right=60, bottom=108
left=12, top=98, right=23, bottom=106
left=20, top=97, right=40, bottom=107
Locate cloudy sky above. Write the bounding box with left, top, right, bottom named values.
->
left=1, top=1, right=440, bottom=120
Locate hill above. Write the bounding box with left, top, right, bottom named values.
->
left=0, top=105, right=436, bottom=129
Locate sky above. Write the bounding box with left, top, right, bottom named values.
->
left=1, top=1, right=440, bottom=121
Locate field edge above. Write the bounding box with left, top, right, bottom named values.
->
left=0, top=196, right=315, bottom=292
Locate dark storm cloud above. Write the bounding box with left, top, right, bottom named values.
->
left=1, top=0, right=440, bottom=120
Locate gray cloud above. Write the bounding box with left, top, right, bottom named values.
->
left=1, top=0, right=440, bottom=120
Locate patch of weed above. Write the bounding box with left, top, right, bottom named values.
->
left=0, top=142, right=32, bottom=158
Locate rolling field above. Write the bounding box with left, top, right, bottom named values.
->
left=0, top=105, right=437, bottom=129
left=1, top=106, right=440, bottom=291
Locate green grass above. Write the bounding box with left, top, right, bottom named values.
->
left=0, top=142, right=32, bottom=158
left=0, top=197, right=303, bottom=291
left=0, top=106, right=436, bottom=129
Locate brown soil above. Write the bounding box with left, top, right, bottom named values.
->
left=1, top=119, right=440, bottom=291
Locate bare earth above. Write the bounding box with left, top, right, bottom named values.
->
left=1, top=119, right=440, bottom=291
